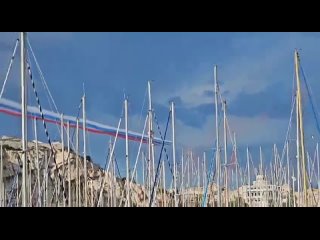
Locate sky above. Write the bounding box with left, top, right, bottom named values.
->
left=1, top=32, right=320, bottom=181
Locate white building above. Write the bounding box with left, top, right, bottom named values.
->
left=238, top=175, right=287, bottom=207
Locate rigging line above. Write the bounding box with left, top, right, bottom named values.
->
left=128, top=115, right=148, bottom=187
left=216, top=79, right=236, bottom=157
left=278, top=65, right=298, bottom=170
left=96, top=103, right=125, bottom=205
left=201, top=149, right=217, bottom=207
left=71, top=98, right=83, bottom=143
left=138, top=85, right=148, bottom=130
left=24, top=54, right=57, bottom=146
left=225, top=118, right=234, bottom=148
left=96, top=115, right=123, bottom=206
left=293, top=65, right=319, bottom=202
left=300, top=65, right=320, bottom=136
left=0, top=38, right=19, bottom=100
left=26, top=37, right=60, bottom=114
left=114, top=156, right=121, bottom=178
left=149, top=110, right=171, bottom=207
left=278, top=89, right=296, bottom=170
left=153, top=111, right=174, bottom=176
left=55, top=98, right=83, bottom=168
left=26, top=37, right=62, bottom=135
left=26, top=51, right=72, bottom=201
left=101, top=139, right=120, bottom=180
left=55, top=99, right=82, bottom=187
left=26, top=58, right=68, bottom=203
left=248, top=151, right=257, bottom=179
left=202, top=112, right=223, bottom=207
left=224, top=106, right=237, bottom=158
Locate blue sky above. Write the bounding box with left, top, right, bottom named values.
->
left=1, top=32, right=320, bottom=180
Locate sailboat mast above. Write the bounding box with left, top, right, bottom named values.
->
left=203, top=152, right=206, bottom=191
left=259, top=146, right=263, bottom=175
left=76, top=119, right=80, bottom=207
left=82, top=95, right=88, bottom=207
left=317, top=143, right=320, bottom=206
left=21, top=32, right=28, bottom=207
left=148, top=81, right=153, bottom=200
left=125, top=97, right=130, bottom=207
left=181, top=149, right=184, bottom=207
left=171, top=101, right=178, bottom=207
left=295, top=50, right=308, bottom=206
left=214, top=65, right=221, bottom=207
left=223, top=100, right=228, bottom=207
left=67, top=121, right=71, bottom=207
left=247, top=147, right=251, bottom=207
left=232, top=132, right=239, bottom=207
left=162, top=160, right=166, bottom=207
left=0, top=141, right=3, bottom=207
left=142, top=151, right=146, bottom=206
left=292, top=165, right=296, bottom=207
left=296, top=92, right=301, bottom=206
left=34, top=119, right=41, bottom=207
left=287, top=140, right=291, bottom=207
left=61, top=114, right=65, bottom=207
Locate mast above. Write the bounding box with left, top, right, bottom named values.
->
left=202, top=152, right=207, bottom=205
left=0, top=140, right=3, bottom=207
left=181, top=149, right=184, bottom=207
left=223, top=100, right=228, bottom=207
left=34, top=119, right=41, bottom=207
left=187, top=151, right=190, bottom=206
left=286, top=140, right=291, bottom=207
left=16, top=171, right=19, bottom=207
left=259, top=146, right=263, bottom=175
left=60, top=114, right=65, bottom=207
left=82, top=95, right=88, bottom=207
left=44, top=151, right=48, bottom=207
left=296, top=92, right=301, bottom=206
left=197, top=156, right=200, bottom=206
left=259, top=146, right=264, bottom=207
left=76, top=119, right=80, bottom=207
left=28, top=156, right=32, bottom=206
left=148, top=81, right=153, bottom=200
left=317, top=143, right=320, bottom=206
left=125, top=97, right=130, bottom=207
left=234, top=132, right=239, bottom=207
left=109, top=139, right=114, bottom=207
left=171, top=101, right=178, bottom=207
left=247, top=147, right=251, bottom=207
left=214, top=65, right=221, bottom=207
left=67, top=121, right=71, bottom=207
left=90, top=174, right=94, bottom=207
left=191, top=151, right=194, bottom=206
left=295, top=50, right=308, bottom=206
left=162, top=160, right=166, bottom=207
left=21, top=32, right=28, bottom=207
left=292, top=165, right=296, bottom=207
left=142, top=151, right=146, bottom=206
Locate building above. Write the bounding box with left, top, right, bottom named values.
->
left=238, top=174, right=288, bottom=207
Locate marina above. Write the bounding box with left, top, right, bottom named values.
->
left=0, top=32, right=319, bottom=207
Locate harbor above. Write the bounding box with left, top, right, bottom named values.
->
left=0, top=32, right=319, bottom=207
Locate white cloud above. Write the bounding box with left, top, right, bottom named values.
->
left=176, top=113, right=288, bottom=150
left=169, top=82, right=214, bottom=108
left=154, top=33, right=320, bottom=110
